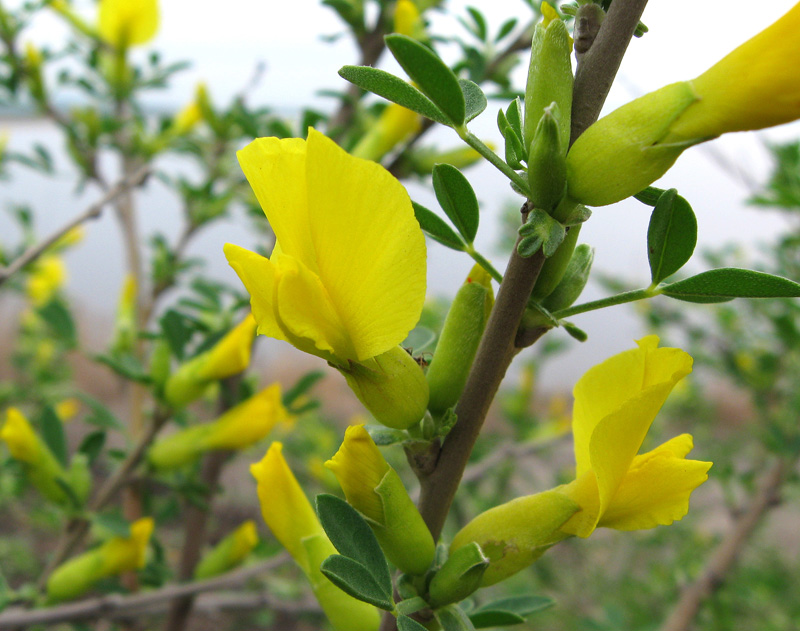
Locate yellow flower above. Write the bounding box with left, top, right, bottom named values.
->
left=225, top=129, right=428, bottom=429
left=56, top=398, right=81, bottom=422
left=325, top=425, right=435, bottom=575
left=98, top=0, right=159, bottom=48
left=149, top=383, right=288, bottom=469
left=2, top=407, right=45, bottom=464
left=194, top=520, right=259, bottom=579
left=251, top=443, right=380, bottom=631
left=164, top=314, right=257, bottom=407
left=567, top=3, right=800, bottom=206
left=26, top=255, right=66, bottom=306
left=351, top=104, right=422, bottom=161
left=46, top=517, right=153, bottom=602
left=558, top=336, right=711, bottom=537
left=393, top=0, right=424, bottom=39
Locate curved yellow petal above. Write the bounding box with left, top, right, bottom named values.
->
left=250, top=443, right=323, bottom=574
left=273, top=254, right=355, bottom=362
left=599, top=434, right=711, bottom=531
left=98, top=0, right=158, bottom=47
left=236, top=137, right=315, bottom=268
left=223, top=243, right=287, bottom=344
left=203, top=383, right=287, bottom=451
left=305, top=129, right=426, bottom=361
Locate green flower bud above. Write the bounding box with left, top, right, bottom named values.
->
left=426, top=264, right=494, bottom=416
left=530, top=223, right=581, bottom=301
left=541, top=243, right=594, bottom=312
left=427, top=542, right=488, bottom=608
left=339, top=345, right=429, bottom=430
left=527, top=103, right=567, bottom=211
left=326, top=425, right=435, bottom=575
left=524, top=19, right=573, bottom=153
left=566, top=82, right=699, bottom=206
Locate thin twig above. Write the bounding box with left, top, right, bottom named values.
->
left=660, top=458, right=794, bottom=631
left=0, top=167, right=150, bottom=286
left=0, top=555, right=296, bottom=628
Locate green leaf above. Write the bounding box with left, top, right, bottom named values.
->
left=413, top=202, right=466, bottom=251
left=517, top=208, right=565, bottom=258
left=563, top=321, right=588, bottom=342
left=474, top=595, right=555, bottom=616
left=39, top=406, right=68, bottom=468
left=633, top=186, right=664, bottom=206
left=78, top=430, right=106, bottom=466
left=396, top=596, right=429, bottom=616
left=95, top=352, right=151, bottom=384
left=77, top=394, right=123, bottom=429
left=460, top=79, right=487, bottom=123
left=37, top=300, right=76, bottom=348
left=385, top=35, right=466, bottom=127
left=495, top=18, right=518, bottom=42
left=93, top=512, right=134, bottom=538
left=339, top=66, right=452, bottom=126
left=316, top=494, right=392, bottom=595
left=505, top=99, right=524, bottom=142
left=283, top=370, right=325, bottom=408
left=160, top=310, right=193, bottom=360
left=647, top=189, right=697, bottom=284
left=398, top=615, right=430, bottom=631
left=436, top=604, right=477, bottom=631
left=432, top=164, right=480, bottom=244
left=465, top=7, right=488, bottom=41
left=469, top=610, right=526, bottom=628
left=320, top=555, right=394, bottom=610
left=497, top=109, right=525, bottom=169
left=54, top=477, right=82, bottom=510
left=661, top=268, right=800, bottom=302
left=366, top=425, right=408, bottom=446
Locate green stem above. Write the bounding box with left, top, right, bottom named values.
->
left=465, top=246, right=503, bottom=284
left=457, top=128, right=531, bottom=197
left=552, top=287, right=656, bottom=319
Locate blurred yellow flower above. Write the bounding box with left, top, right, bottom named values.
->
left=194, top=520, right=259, bottom=579
left=98, top=0, right=159, bottom=48
left=351, top=103, right=421, bottom=161
left=26, top=255, right=66, bottom=306
left=56, top=398, right=81, bottom=422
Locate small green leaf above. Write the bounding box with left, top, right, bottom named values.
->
left=661, top=268, right=800, bottom=301
left=54, top=477, right=82, bottom=510
left=93, top=512, right=136, bottom=538
left=518, top=208, right=565, bottom=258
left=366, top=425, right=408, bottom=446
left=505, top=99, right=524, bottom=142
left=495, top=18, right=518, bottom=42
left=39, top=406, right=68, bottom=468
left=647, top=189, right=697, bottom=284
left=160, top=310, right=193, bottom=360
left=465, top=7, right=488, bottom=41
left=563, top=321, right=588, bottom=342
left=436, top=604, right=477, bottom=631
left=497, top=109, right=525, bottom=169
left=78, top=430, right=106, bottom=466
left=339, top=66, right=451, bottom=126
left=316, top=494, right=392, bottom=595
left=460, top=79, right=487, bottom=123
left=633, top=186, right=664, bottom=206
left=413, top=202, right=467, bottom=251
left=78, top=394, right=123, bottom=429
left=283, top=370, right=325, bottom=408
left=474, top=595, right=554, bottom=616
left=396, top=596, right=429, bottom=616
left=385, top=35, right=466, bottom=126
left=320, top=555, right=394, bottom=610
left=432, top=164, right=480, bottom=244
left=469, top=610, right=526, bottom=628
left=398, top=615, right=430, bottom=631
left=37, top=300, right=76, bottom=348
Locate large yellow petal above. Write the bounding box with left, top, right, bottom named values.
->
left=236, top=137, right=316, bottom=269
left=273, top=254, right=355, bottom=362
left=98, top=0, right=159, bottom=47
left=223, top=243, right=287, bottom=344
left=599, top=434, right=711, bottom=531
left=572, top=335, right=692, bottom=477
left=305, top=129, right=426, bottom=361
left=250, top=443, right=324, bottom=574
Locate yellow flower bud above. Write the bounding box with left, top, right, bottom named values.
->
left=351, top=104, right=422, bottom=162
left=326, top=425, right=435, bottom=575
left=426, top=264, right=494, bottom=416
left=339, top=345, right=429, bottom=430
left=98, top=0, right=159, bottom=49
left=46, top=517, right=153, bottom=602
left=164, top=314, right=257, bottom=407
left=149, top=383, right=287, bottom=469
left=251, top=443, right=380, bottom=631
left=111, top=273, right=138, bottom=354
left=393, top=0, right=423, bottom=37
left=56, top=398, right=81, bottom=422
left=408, top=144, right=488, bottom=174
left=194, top=521, right=259, bottom=579
left=26, top=255, right=66, bottom=306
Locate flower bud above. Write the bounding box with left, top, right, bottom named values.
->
left=523, top=17, right=573, bottom=153
left=164, top=314, right=257, bottom=407
left=450, top=489, right=578, bottom=586
left=427, top=542, right=488, bottom=608
left=111, top=274, right=137, bottom=354
left=426, top=264, right=494, bottom=416
left=26, top=255, right=66, bottom=306
left=407, top=144, right=487, bottom=175
left=530, top=222, right=581, bottom=302
left=351, top=104, right=421, bottom=162
left=325, top=425, right=435, bottom=575
left=194, top=521, right=259, bottom=579
left=527, top=103, right=567, bottom=211
left=339, top=345, right=429, bottom=430
left=46, top=517, right=153, bottom=602
left=24, top=43, right=46, bottom=105
left=251, top=443, right=380, bottom=631
left=149, top=383, right=287, bottom=469
left=541, top=242, right=594, bottom=312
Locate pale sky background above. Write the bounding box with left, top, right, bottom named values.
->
left=4, top=0, right=800, bottom=387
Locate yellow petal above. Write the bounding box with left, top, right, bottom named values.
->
left=305, top=129, right=426, bottom=361
left=273, top=253, right=355, bottom=361
left=599, top=434, right=711, bottom=530
left=197, top=313, right=257, bottom=380
left=100, top=517, right=154, bottom=575
left=203, top=383, right=287, bottom=450
left=236, top=137, right=315, bottom=268
left=223, top=243, right=288, bottom=344
left=250, top=443, right=324, bottom=574
left=670, top=3, right=800, bottom=140
left=1, top=407, right=42, bottom=463
left=98, top=0, right=158, bottom=47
